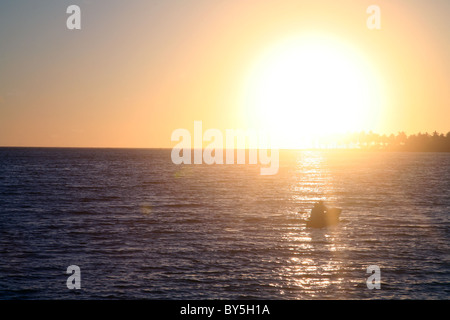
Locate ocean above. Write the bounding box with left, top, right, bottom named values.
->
left=0, top=148, right=448, bottom=299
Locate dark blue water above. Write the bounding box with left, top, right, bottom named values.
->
left=0, top=148, right=448, bottom=299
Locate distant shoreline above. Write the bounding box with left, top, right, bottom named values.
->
left=1, top=146, right=449, bottom=152
left=2, top=131, right=449, bottom=152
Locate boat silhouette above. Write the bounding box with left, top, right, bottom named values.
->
left=306, top=207, right=342, bottom=228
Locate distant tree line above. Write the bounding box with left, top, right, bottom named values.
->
left=323, top=131, right=450, bottom=152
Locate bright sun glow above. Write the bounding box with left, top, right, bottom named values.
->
left=241, top=34, right=384, bottom=149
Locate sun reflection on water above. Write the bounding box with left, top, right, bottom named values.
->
left=277, top=151, right=348, bottom=298
left=277, top=231, right=348, bottom=298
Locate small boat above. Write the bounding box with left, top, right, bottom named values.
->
left=306, top=208, right=342, bottom=228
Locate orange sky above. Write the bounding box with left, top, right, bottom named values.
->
left=0, top=0, right=449, bottom=148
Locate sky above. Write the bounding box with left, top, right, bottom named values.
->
left=0, top=0, right=449, bottom=148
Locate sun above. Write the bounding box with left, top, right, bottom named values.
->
left=241, top=33, right=383, bottom=149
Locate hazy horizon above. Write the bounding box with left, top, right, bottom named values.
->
left=1, top=129, right=449, bottom=150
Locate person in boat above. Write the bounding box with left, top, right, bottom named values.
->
left=310, top=201, right=328, bottom=223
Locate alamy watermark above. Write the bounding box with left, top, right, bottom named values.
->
left=65, top=4, right=381, bottom=31
left=171, top=121, right=279, bottom=175
left=66, top=5, right=81, bottom=30
left=66, top=265, right=81, bottom=289
left=366, top=265, right=381, bottom=289
left=367, top=5, right=381, bottom=30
